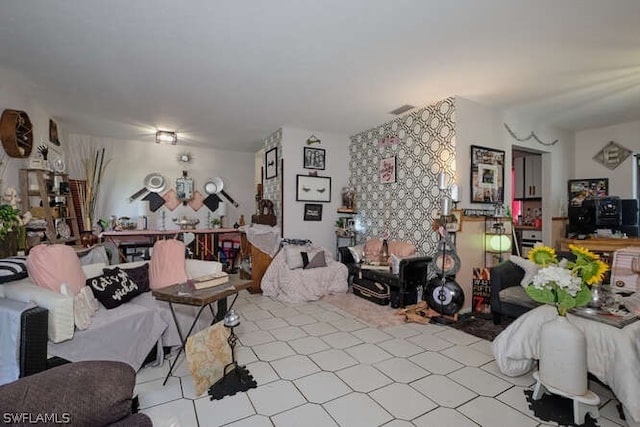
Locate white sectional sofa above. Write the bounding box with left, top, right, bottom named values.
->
left=3, top=259, right=223, bottom=370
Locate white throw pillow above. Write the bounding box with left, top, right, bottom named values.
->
left=284, top=245, right=310, bottom=270
left=509, top=255, right=540, bottom=288
left=347, top=245, right=364, bottom=264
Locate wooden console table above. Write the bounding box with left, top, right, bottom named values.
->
left=101, top=228, right=240, bottom=262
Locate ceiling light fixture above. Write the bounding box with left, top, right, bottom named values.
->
left=156, top=130, right=177, bottom=144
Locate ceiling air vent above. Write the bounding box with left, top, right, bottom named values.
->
left=389, top=104, right=415, bottom=115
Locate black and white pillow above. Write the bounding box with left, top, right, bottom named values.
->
left=87, top=268, right=143, bottom=309
left=302, top=250, right=327, bottom=269
left=103, top=263, right=150, bottom=292
left=0, top=256, right=28, bottom=284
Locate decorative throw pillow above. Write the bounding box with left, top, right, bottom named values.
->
left=509, top=255, right=540, bottom=288
left=103, top=263, right=150, bottom=292
left=27, top=244, right=86, bottom=294
left=87, top=269, right=143, bottom=310
left=0, top=256, right=28, bottom=284
left=347, top=245, right=364, bottom=264
left=302, top=250, right=327, bottom=269
left=149, top=239, right=187, bottom=289
left=284, top=245, right=310, bottom=270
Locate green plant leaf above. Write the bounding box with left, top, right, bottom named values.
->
left=574, top=285, right=592, bottom=307
left=526, top=286, right=555, bottom=304
left=557, top=289, right=576, bottom=313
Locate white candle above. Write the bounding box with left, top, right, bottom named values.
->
left=438, top=172, right=448, bottom=190
left=441, top=197, right=451, bottom=216
left=450, top=184, right=459, bottom=202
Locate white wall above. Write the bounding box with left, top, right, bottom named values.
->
left=501, top=107, right=574, bottom=244
left=67, top=134, right=256, bottom=231
left=280, top=127, right=350, bottom=256
left=574, top=120, right=640, bottom=198
left=0, top=66, right=66, bottom=195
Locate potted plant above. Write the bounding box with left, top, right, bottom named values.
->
left=0, top=204, right=24, bottom=257
left=210, top=217, right=222, bottom=229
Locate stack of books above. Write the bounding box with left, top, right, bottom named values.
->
left=190, top=272, right=229, bottom=290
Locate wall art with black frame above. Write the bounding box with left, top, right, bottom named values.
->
left=296, top=175, right=331, bottom=202
left=265, top=147, right=278, bottom=179
left=303, top=147, right=325, bottom=170
left=303, top=203, right=323, bottom=221
left=568, top=178, right=609, bottom=207
left=470, top=145, right=505, bottom=204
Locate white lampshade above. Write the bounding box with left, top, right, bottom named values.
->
left=486, top=234, right=511, bottom=253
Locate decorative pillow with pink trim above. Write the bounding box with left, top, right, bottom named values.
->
left=27, top=244, right=87, bottom=295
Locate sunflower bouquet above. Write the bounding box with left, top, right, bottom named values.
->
left=525, top=244, right=609, bottom=316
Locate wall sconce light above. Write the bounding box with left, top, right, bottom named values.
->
left=156, top=130, right=177, bottom=144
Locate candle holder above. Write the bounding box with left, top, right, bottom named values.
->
left=208, top=309, right=257, bottom=400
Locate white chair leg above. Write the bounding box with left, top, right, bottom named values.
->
left=532, top=379, right=547, bottom=400
left=573, top=400, right=599, bottom=425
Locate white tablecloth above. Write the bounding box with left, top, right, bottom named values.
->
left=492, top=304, right=640, bottom=422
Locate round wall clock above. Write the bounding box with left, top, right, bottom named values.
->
left=0, top=109, right=33, bottom=158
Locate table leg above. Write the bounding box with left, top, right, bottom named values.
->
left=216, top=298, right=227, bottom=322
left=163, top=303, right=210, bottom=386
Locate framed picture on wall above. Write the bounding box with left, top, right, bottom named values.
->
left=303, top=203, right=323, bottom=221
left=303, top=147, right=326, bottom=170
left=470, top=145, right=505, bottom=204
left=265, top=147, right=278, bottom=179
left=296, top=175, right=331, bottom=202
left=49, top=119, right=61, bottom=146
left=568, top=178, right=609, bottom=207
left=380, top=156, right=396, bottom=184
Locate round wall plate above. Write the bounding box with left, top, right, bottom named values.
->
left=0, top=109, right=33, bottom=158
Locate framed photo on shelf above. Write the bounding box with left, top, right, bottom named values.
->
left=265, top=147, right=278, bottom=179
left=470, top=145, right=505, bottom=204
left=568, top=178, right=608, bottom=207
left=303, top=147, right=326, bottom=170
left=303, top=203, right=323, bottom=221
left=445, top=209, right=463, bottom=233
left=380, top=156, right=396, bottom=184
left=296, top=175, right=331, bottom=202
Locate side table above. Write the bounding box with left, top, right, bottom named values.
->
left=152, top=276, right=252, bottom=385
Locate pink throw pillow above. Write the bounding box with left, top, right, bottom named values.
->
left=363, top=240, right=383, bottom=261
left=388, top=241, right=417, bottom=258
left=27, top=244, right=87, bottom=295
left=363, top=239, right=417, bottom=264
left=149, top=239, right=188, bottom=289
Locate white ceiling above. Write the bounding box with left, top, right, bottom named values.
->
left=1, top=0, right=640, bottom=152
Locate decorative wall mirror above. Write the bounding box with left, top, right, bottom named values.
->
left=176, top=171, right=194, bottom=203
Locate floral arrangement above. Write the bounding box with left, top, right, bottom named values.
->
left=525, top=243, right=609, bottom=316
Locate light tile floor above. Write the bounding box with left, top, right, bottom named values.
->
left=136, top=291, right=629, bottom=427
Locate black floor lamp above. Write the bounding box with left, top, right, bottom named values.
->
left=428, top=171, right=464, bottom=324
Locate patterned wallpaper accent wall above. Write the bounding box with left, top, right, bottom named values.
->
left=263, top=128, right=283, bottom=226
left=349, top=97, right=456, bottom=255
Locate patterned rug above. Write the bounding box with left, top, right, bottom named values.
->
left=323, top=293, right=512, bottom=341
left=322, top=293, right=406, bottom=328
